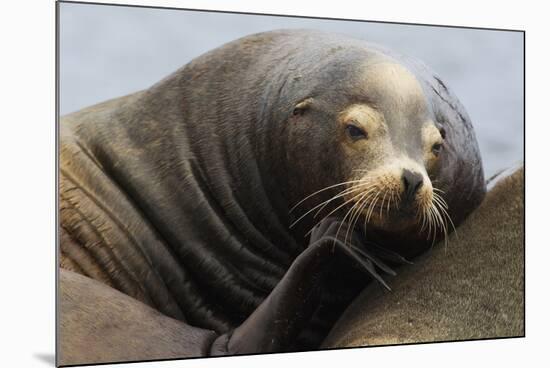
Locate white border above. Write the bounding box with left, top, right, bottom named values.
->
left=2, top=1, right=546, bottom=368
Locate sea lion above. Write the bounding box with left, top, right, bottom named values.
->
left=323, top=166, right=524, bottom=348
left=58, top=29, right=485, bottom=362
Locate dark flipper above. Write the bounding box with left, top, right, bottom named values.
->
left=209, top=217, right=395, bottom=355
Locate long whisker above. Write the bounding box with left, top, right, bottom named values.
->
left=425, top=206, right=432, bottom=235
left=432, top=193, right=449, bottom=210
left=343, top=195, right=365, bottom=246
left=428, top=192, right=451, bottom=251
left=433, top=187, right=446, bottom=194
left=317, top=186, right=376, bottom=223
left=379, top=190, right=388, bottom=219
left=417, top=203, right=428, bottom=232
left=334, top=198, right=362, bottom=247
left=362, top=190, right=381, bottom=233
left=289, top=183, right=371, bottom=229
left=433, top=203, right=447, bottom=248
left=433, top=193, right=452, bottom=226
left=313, top=183, right=377, bottom=218
left=289, top=179, right=365, bottom=213
left=428, top=206, right=438, bottom=248
left=386, top=189, right=394, bottom=217
left=304, top=186, right=376, bottom=237
left=366, top=189, right=382, bottom=223
left=433, top=192, right=458, bottom=240
left=344, top=196, right=366, bottom=246
left=440, top=206, right=457, bottom=239
left=428, top=205, right=438, bottom=245
left=345, top=188, right=374, bottom=246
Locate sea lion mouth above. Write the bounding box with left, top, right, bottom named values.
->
left=357, top=203, right=415, bottom=230
left=342, top=183, right=454, bottom=247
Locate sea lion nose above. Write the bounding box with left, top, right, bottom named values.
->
left=402, top=169, right=423, bottom=202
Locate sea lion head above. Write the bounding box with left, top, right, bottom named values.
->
left=282, top=44, right=484, bottom=243
left=334, top=61, right=446, bottom=233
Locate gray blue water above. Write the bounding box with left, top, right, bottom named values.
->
left=59, top=3, right=524, bottom=178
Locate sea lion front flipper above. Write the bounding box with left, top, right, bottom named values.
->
left=209, top=218, right=382, bottom=355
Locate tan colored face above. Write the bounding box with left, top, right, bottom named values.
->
left=288, top=60, right=451, bottom=239
left=337, top=101, right=447, bottom=233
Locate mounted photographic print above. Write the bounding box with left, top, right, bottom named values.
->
left=56, top=1, right=525, bottom=366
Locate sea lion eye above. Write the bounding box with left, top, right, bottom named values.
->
left=345, top=124, right=368, bottom=140
left=432, top=143, right=443, bottom=156
left=439, top=127, right=446, bottom=140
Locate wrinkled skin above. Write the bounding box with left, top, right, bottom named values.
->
left=59, top=30, right=485, bottom=360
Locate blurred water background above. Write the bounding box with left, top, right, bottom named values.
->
left=59, top=3, right=524, bottom=178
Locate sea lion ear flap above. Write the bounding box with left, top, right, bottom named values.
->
left=292, top=97, right=314, bottom=116
left=439, top=127, right=447, bottom=140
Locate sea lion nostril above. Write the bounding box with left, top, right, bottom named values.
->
left=402, top=169, right=423, bottom=201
